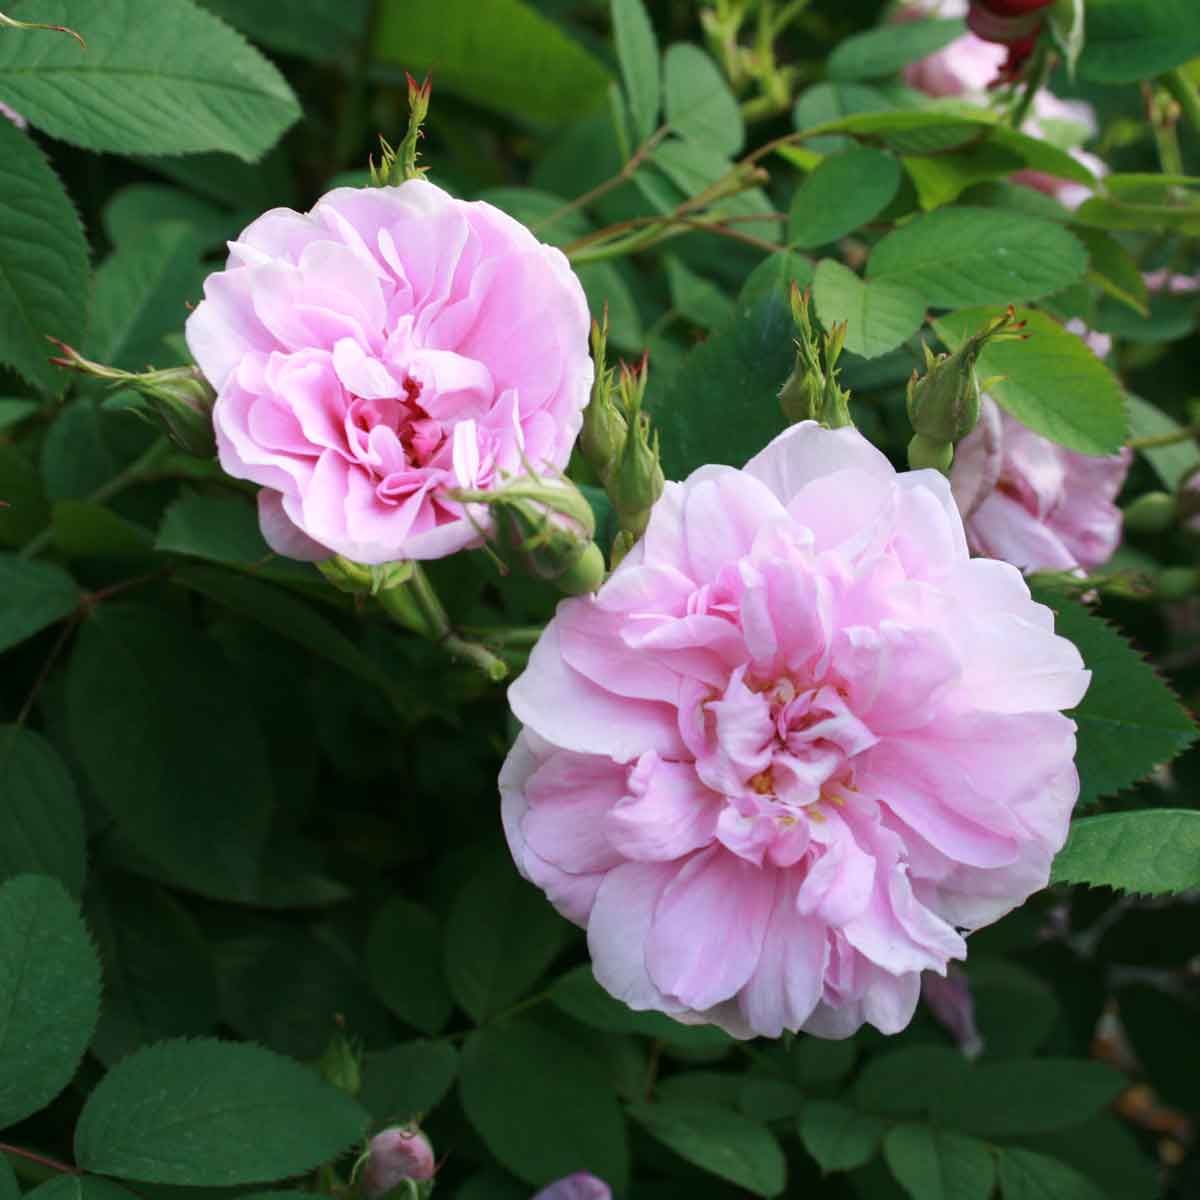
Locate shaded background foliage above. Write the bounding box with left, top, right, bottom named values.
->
left=1, top=0, right=1199, bottom=1197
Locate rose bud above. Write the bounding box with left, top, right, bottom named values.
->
left=580, top=314, right=628, bottom=490
left=778, top=285, right=852, bottom=430
left=532, top=1174, right=613, bottom=1200
left=609, top=357, right=665, bottom=542
left=361, top=1126, right=436, bottom=1198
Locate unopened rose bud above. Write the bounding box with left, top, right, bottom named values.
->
left=580, top=315, right=628, bottom=489
left=906, top=308, right=1025, bottom=473
left=47, top=338, right=215, bottom=456
left=532, top=1173, right=613, bottom=1200
left=922, top=966, right=984, bottom=1060
left=361, top=1126, right=435, bottom=1198
left=778, top=285, right=852, bottom=430
left=454, top=472, right=605, bottom=596
left=370, top=70, right=433, bottom=186
left=608, top=356, right=664, bottom=541
left=1122, top=491, right=1176, bottom=535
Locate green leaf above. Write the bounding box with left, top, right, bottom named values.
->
left=853, top=1047, right=972, bottom=1117
left=52, top=500, right=155, bottom=560
left=665, top=255, right=734, bottom=331
left=869, top=208, right=1087, bottom=308
left=0, top=727, right=85, bottom=895
left=550, top=965, right=733, bottom=1055
left=24, top=1176, right=140, bottom=1200
left=1075, top=194, right=1200, bottom=237
left=156, top=491, right=283, bottom=569
left=372, top=0, right=610, bottom=124
left=740, top=251, right=815, bottom=306
left=789, top=148, right=902, bottom=249
left=649, top=139, right=775, bottom=218
left=1126, top=394, right=1200, bottom=490
left=997, top=1148, right=1108, bottom=1200
left=198, top=0, right=369, bottom=61
left=967, top=957, right=1059, bottom=1058
left=0, top=119, right=88, bottom=394
left=664, top=43, right=742, bottom=155
left=629, top=1102, right=786, bottom=1197
left=0, top=444, right=49, bottom=548
left=1051, top=810, right=1200, bottom=896
left=932, top=307, right=1126, bottom=455
left=84, top=223, right=206, bottom=372
left=462, top=1022, right=629, bottom=1189
left=0, top=0, right=299, bottom=160
left=930, top=1059, right=1124, bottom=1137
left=1077, top=0, right=1200, bottom=83
left=66, top=605, right=274, bottom=901
left=611, top=0, right=659, bottom=142
left=360, top=1040, right=459, bottom=1124
left=103, top=184, right=247, bottom=253
left=1114, top=985, right=1200, bottom=1113
left=883, top=1125, right=995, bottom=1200
left=903, top=142, right=1029, bottom=211
left=174, top=565, right=401, bottom=705
left=0, top=554, right=78, bottom=653
left=0, top=874, right=101, bottom=1128
left=366, top=898, right=453, bottom=1036
left=799, top=1101, right=886, bottom=1172
left=656, top=284, right=793, bottom=480
left=828, top=18, right=965, bottom=82
left=1073, top=227, right=1149, bottom=317
left=0, top=398, right=38, bottom=434
left=444, top=854, right=570, bottom=1023
left=813, top=259, right=925, bottom=359
left=86, top=874, right=220, bottom=1064
left=74, top=1038, right=369, bottom=1184
left=1031, top=592, right=1197, bottom=805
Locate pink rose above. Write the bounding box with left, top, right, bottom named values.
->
left=501, top=422, right=1087, bottom=1040
left=1144, top=268, right=1200, bottom=295
left=361, top=1127, right=436, bottom=1196
left=951, top=394, right=1130, bottom=575
left=532, top=1174, right=612, bottom=1200
left=185, top=180, right=593, bottom=563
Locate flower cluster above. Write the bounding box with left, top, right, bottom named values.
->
left=502, top=423, right=1088, bottom=1039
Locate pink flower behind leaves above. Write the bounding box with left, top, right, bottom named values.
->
left=951, top=396, right=1130, bottom=575
left=532, top=1174, right=612, bottom=1200
left=185, top=179, right=592, bottom=563
left=0, top=100, right=26, bottom=129
left=502, top=423, right=1088, bottom=1040
left=361, top=1127, right=436, bottom=1196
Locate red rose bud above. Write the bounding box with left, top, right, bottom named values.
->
left=975, top=0, right=1054, bottom=14
left=361, top=1127, right=436, bottom=1198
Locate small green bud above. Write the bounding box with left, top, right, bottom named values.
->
left=580, top=313, right=628, bottom=488
left=610, top=356, right=664, bottom=540
left=777, top=285, right=853, bottom=429
left=454, top=471, right=605, bottom=595
left=907, top=434, right=954, bottom=473
left=48, top=338, right=216, bottom=456
left=906, top=307, right=1027, bottom=453
left=1156, top=566, right=1200, bottom=601
left=317, top=1025, right=362, bottom=1098
left=371, top=71, right=433, bottom=186
left=1122, top=491, right=1176, bottom=535
left=317, top=555, right=414, bottom=596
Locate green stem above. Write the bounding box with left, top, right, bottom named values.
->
left=1010, top=42, right=1052, bottom=131
left=1161, top=68, right=1200, bottom=139
left=375, top=565, right=508, bottom=681
left=19, top=436, right=172, bottom=560
left=1129, top=425, right=1200, bottom=450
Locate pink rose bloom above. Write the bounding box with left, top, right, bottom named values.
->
left=185, top=180, right=592, bottom=563
left=532, top=1174, right=612, bottom=1200
left=951, top=396, right=1131, bottom=573
left=1144, top=268, right=1200, bottom=295
left=502, top=422, right=1087, bottom=1040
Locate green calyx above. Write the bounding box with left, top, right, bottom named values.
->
left=778, top=284, right=853, bottom=430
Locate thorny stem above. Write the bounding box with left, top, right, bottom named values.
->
left=19, top=437, right=173, bottom=560
left=534, top=125, right=670, bottom=233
